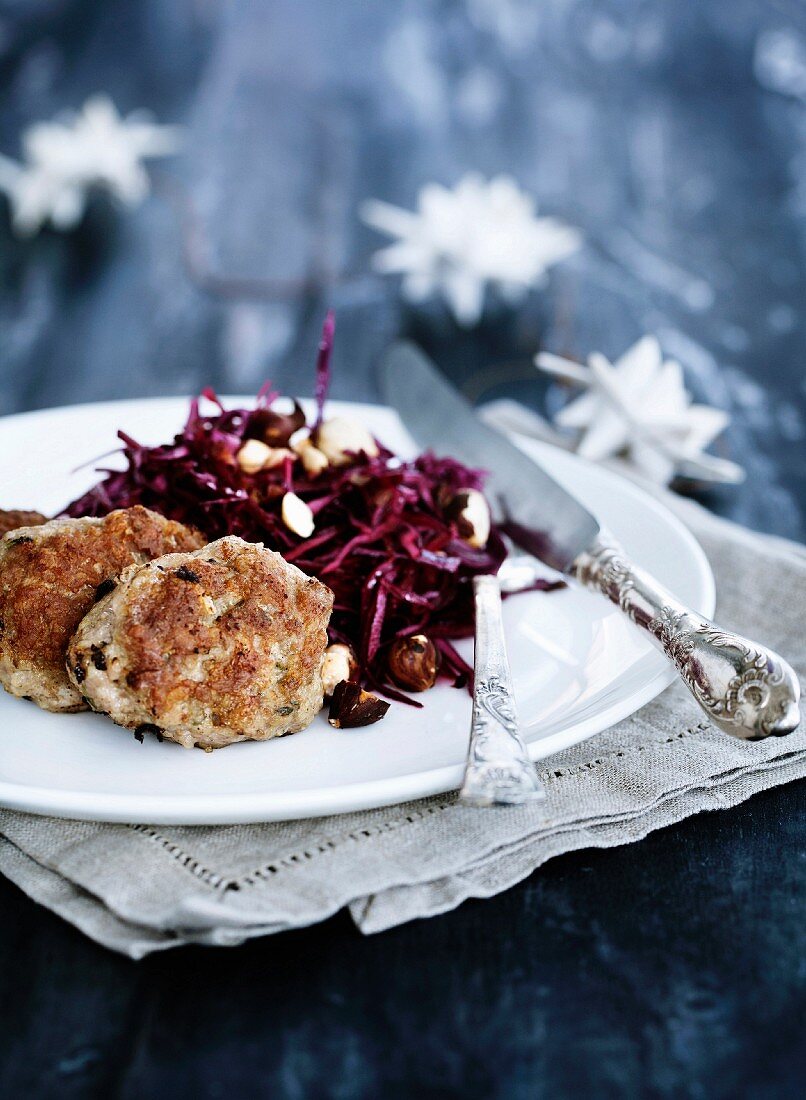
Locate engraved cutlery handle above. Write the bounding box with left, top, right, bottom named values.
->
left=572, top=532, right=801, bottom=741
left=460, top=575, right=546, bottom=806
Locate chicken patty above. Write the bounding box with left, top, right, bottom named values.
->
left=0, top=507, right=204, bottom=712
left=0, top=509, right=48, bottom=538
left=67, top=536, right=334, bottom=749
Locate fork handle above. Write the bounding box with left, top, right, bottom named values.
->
left=459, top=576, right=545, bottom=806
left=571, top=532, right=801, bottom=740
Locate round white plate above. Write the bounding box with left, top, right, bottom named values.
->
left=0, top=396, right=714, bottom=824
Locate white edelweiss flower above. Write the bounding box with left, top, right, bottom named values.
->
left=361, top=173, right=581, bottom=326
left=536, top=336, right=745, bottom=486
left=0, top=94, right=183, bottom=236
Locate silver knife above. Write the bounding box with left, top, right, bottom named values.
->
left=380, top=342, right=801, bottom=742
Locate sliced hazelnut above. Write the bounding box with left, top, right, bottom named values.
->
left=245, top=401, right=306, bottom=447
left=321, top=643, right=358, bottom=697
left=446, top=489, right=491, bottom=549
left=388, top=634, right=441, bottom=692
left=292, top=434, right=330, bottom=477
left=314, top=417, right=379, bottom=467
left=328, top=681, right=390, bottom=728
left=281, top=491, right=315, bottom=538
left=237, top=438, right=273, bottom=474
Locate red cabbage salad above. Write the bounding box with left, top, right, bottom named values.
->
left=65, top=314, right=554, bottom=705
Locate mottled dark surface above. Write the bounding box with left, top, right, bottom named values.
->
left=0, top=1, right=804, bottom=1097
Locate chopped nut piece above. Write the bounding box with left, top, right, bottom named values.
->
left=388, top=634, right=441, bottom=691
left=314, top=417, right=379, bottom=466
left=263, top=446, right=295, bottom=469
left=281, top=491, right=315, bottom=538
left=328, top=681, right=390, bottom=728
left=445, top=489, right=491, bottom=549
left=245, top=401, right=306, bottom=447
left=292, top=434, right=330, bottom=477
left=236, top=438, right=273, bottom=474
left=321, top=643, right=358, bottom=697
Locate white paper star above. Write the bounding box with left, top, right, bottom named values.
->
left=0, top=95, right=182, bottom=236
left=361, top=174, right=581, bottom=326
left=535, top=336, right=745, bottom=485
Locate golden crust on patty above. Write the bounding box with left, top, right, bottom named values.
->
left=0, top=509, right=48, bottom=538
left=67, top=536, right=334, bottom=749
left=0, top=507, right=204, bottom=712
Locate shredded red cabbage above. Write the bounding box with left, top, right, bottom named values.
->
left=314, top=309, right=335, bottom=430
left=64, top=319, right=554, bottom=703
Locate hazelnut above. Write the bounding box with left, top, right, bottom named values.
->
left=388, top=634, right=441, bottom=692
left=314, top=417, right=379, bottom=466
left=281, top=491, right=315, bottom=538
left=237, top=438, right=273, bottom=474
left=446, top=489, right=490, bottom=549
left=292, top=434, right=330, bottom=477
left=321, top=643, right=358, bottom=697
left=328, top=681, right=390, bottom=728
left=245, top=401, right=306, bottom=447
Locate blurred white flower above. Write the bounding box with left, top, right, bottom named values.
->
left=361, top=174, right=581, bottom=326
left=0, top=156, right=85, bottom=236
left=0, top=95, right=182, bottom=236
left=536, top=336, right=745, bottom=486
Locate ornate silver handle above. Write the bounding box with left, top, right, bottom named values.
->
left=460, top=575, right=546, bottom=806
left=572, top=532, right=801, bottom=741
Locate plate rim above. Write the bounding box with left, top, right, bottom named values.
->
left=0, top=395, right=716, bottom=823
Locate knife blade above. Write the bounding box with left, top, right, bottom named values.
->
left=379, top=341, right=599, bottom=572
left=378, top=341, right=801, bottom=742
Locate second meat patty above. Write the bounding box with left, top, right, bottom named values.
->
left=68, top=536, right=334, bottom=749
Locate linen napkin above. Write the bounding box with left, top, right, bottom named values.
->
left=0, top=481, right=803, bottom=957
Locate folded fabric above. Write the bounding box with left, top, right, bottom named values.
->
left=0, top=483, right=803, bottom=958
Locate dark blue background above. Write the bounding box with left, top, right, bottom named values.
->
left=0, top=2, right=804, bottom=1096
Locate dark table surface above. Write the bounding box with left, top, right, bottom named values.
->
left=0, top=2, right=804, bottom=1096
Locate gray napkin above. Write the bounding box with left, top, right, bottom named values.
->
left=0, top=489, right=803, bottom=958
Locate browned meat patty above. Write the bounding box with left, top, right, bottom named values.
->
left=0, top=510, right=48, bottom=537
left=0, top=507, right=204, bottom=712
left=67, top=536, right=334, bottom=749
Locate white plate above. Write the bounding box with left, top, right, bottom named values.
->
left=0, top=397, right=715, bottom=824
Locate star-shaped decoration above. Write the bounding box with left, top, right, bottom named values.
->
left=361, top=174, right=581, bottom=326
left=535, top=336, right=745, bottom=486
left=0, top=95, right=182, bottom=236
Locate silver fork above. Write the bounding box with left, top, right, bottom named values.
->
left=459, top=571, right=546, bottom=807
